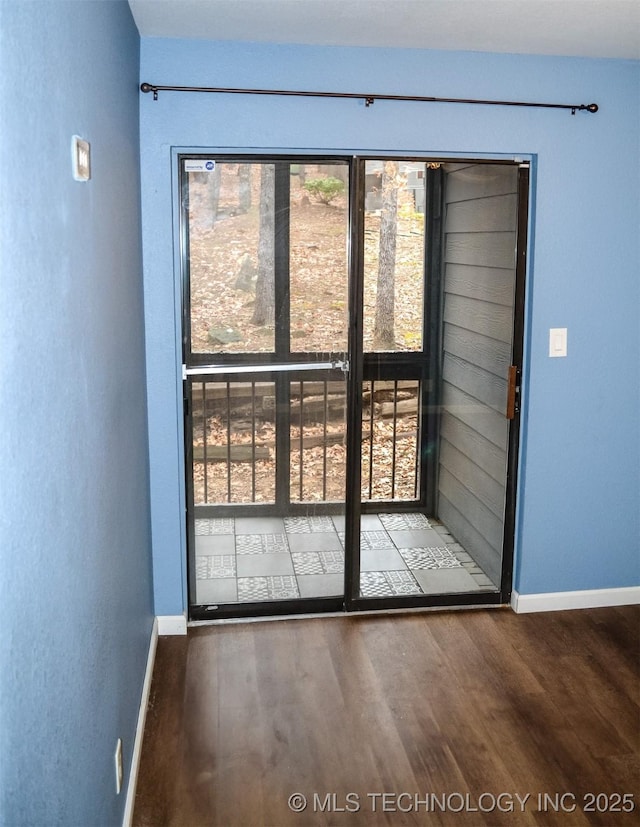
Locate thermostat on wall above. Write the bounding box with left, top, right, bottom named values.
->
left=72, top=135, right=91, bottom=181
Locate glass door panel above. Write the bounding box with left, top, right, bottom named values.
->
left=290, top=164, right=349, bottom=352
left=361, top=379, right=421, bottom=502
left=192, top=379, right=277, bottom=506
left=363, top=160, right=426, bottom=353
left=185, top=162, right=276, bottom=354
left=182, top=157, right=352, bottom=615
left=289, top=379, right=347, bottom=504
left=353, top=159, right=525, bottom=607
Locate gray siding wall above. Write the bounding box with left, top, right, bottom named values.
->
left=437, top=164, right=518, bottom=585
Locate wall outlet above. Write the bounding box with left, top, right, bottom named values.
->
left=115, top=738, right=123, bottom=795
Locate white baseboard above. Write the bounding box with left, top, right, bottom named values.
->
left=123, top=616, right=158, bottom=827
left=157, top=614, right=187, bottom=635
left=511, top=586, right=640, bottom=614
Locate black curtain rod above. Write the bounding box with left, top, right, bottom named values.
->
left=140, top=82, right=598, bottom=115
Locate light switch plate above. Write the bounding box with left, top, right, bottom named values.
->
left=549, top=327, right=567, bottom=357
left=72, top=135, right=91, bottom=181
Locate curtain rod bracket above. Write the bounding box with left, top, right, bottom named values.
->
left=139, top=83, right=598, bottom=116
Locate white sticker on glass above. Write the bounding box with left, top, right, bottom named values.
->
left=184, top=159, right=216, bottom=172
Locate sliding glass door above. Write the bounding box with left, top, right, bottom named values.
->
left=180, top=154, right=528, bottom=618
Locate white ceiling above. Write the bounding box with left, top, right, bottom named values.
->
left=128, top=0, right=640, bottom=60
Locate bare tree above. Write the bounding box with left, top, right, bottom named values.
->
left=237, top=163, right=251, bottom=214
left=200, top=164, right=222, bottom=228
left=327, top=163, right=348, bottom=185
left=252, top=165, right=275, bottom=326
left=373, top=160, right=399, bottom=349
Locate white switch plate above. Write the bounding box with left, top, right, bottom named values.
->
left=549, top=327, right=567, bottom=357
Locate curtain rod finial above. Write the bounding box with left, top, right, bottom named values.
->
left=140, top=82, right=159, bottom=100
left=586, top=103, right=599, bottom=113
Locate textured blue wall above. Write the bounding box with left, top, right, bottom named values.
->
left=0, top=2, right=153, bottom=824
left=139, top=38, right=639, bottom=613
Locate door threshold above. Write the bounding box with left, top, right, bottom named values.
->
left=188, top=601, right=510, bottom=627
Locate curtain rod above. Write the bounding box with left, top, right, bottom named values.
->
left=140, top=82, right=598, bottom=115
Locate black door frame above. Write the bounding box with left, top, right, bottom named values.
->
left=179, top=153, right=530, bottom=619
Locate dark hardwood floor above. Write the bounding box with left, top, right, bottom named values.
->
left=133, top=606, right=639, bottom=826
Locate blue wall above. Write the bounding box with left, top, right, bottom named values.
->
left=0, top=2, right=153, bottom=824
left=140, top=39, right=639, bottom=613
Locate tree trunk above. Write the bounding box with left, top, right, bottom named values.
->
left=237, top=163, right=251, bottom=214
left=327, top=164, right=348, bottom=184
left=252, top=165, right=275, bottom=326
left=373, top=161, right=399, bottom=349
left=204, top=164, right=222, bottom=228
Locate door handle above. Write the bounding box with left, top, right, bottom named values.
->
left=183, top=359, right=348, bottom=379
left=506, top=365, right=519, bottom=419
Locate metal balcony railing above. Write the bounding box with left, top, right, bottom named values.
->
left=191, top=379, right=421, bottom=506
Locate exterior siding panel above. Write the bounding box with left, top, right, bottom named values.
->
left=437, top=164, right=518, bottom=588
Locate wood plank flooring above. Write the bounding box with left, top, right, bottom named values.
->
left=133, top=606, right=639, bottom=826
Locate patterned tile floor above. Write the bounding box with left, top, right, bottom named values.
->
left=194, top=513, right=497, bottom=605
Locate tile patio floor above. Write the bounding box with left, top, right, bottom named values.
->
left=194, top=512, right=496, bottom=605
